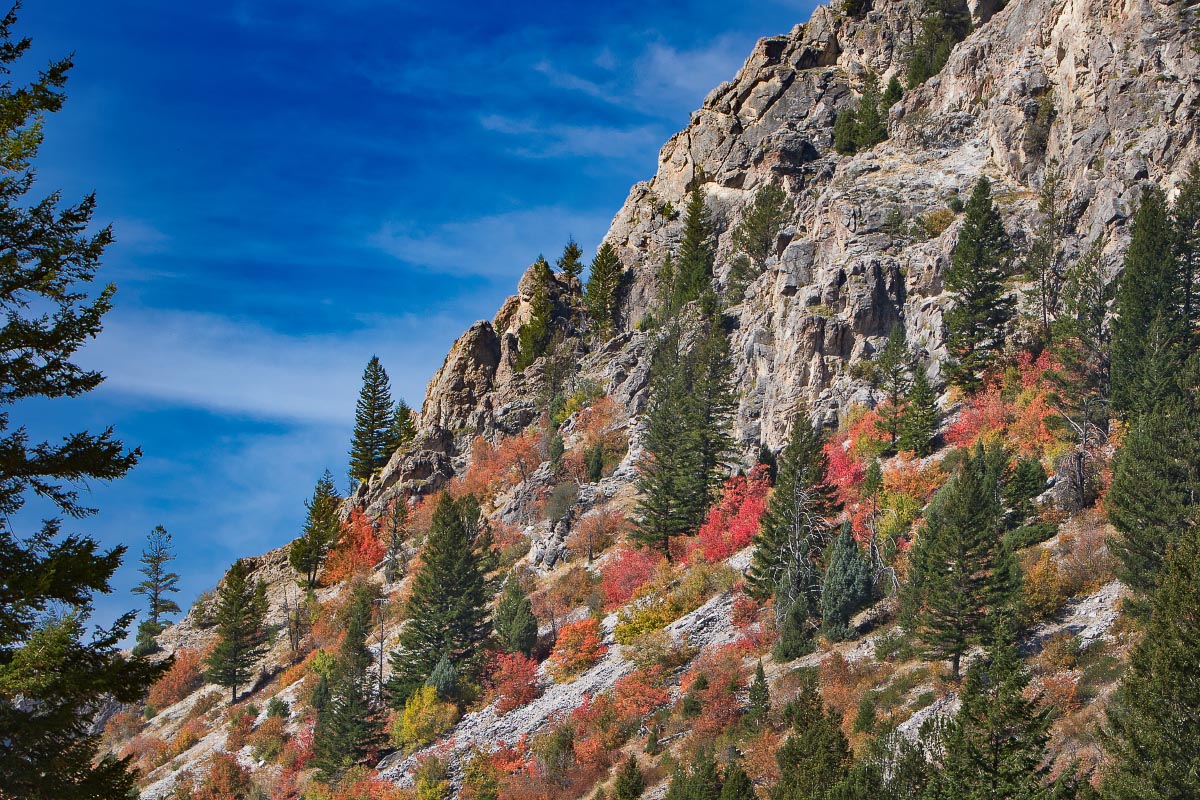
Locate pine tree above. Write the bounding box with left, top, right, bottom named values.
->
left=926, top=622, right=1053, bottom=800
left=557, top=237, right=586, bottom=284
left=720, top=762, right=757, bottom=800
left=1052, top=238, right=1112, bottom=438
left=881, top=76, right=904, bottom=109
left=944, top=177, right=1014, bottom=392
left=746, top=409, right=838, bottom=601
left=388, top=493, right=493, bottom=705
left=873, top=324, right=913, bottom=448
left=906, top=0, right=972, bottom=86
left=312, top=586, right=378, bottom=780
left=517, top=256, right=555, bottom=370
left=585, top=241, right=623, bottom=341
left=665, top=187, right=716, bottom=317
left=204, top=559, right=270, bottom=703
left=1173, top=162, right=1200, bottom=342
left=900, top=444, right=1012, bottom=679
left=0, top=12, right=167, bottom=793
left=383, top=497, right=409, bottom=583
left=1110, top=187, right=1185, bottom=418
left=549, top=433, right=565, bottom=472
left=1103, top=530, right=1200, bottom=799
left=1022, top=165, right=1067, bottom=348
left=390, top=399, right=417, bottom=454
left=772, top=682, right=853, bottom=800
left=614, top=755, right=646, bottom=800
left=820, top=524, right=873, bottom=641
left=1105, top=399, right=1200, bottom=604
left=349, top=356, right=398, bottom=482
left=494, top=573, right=538, bottom=656
left=132, top=526, right=182, bottom=656
left=898, top=363, right=939, bottom=456
left=747, top=661, right=771, bottom=727
left=289, top=471, right=342, bottom=590
left=729, top=183, right=792, bottom=300
left=853, top=72, right=888, bottom=150
left=426, top=653, right=458, bottom=701
left=833, top=107, right=859, bottom=155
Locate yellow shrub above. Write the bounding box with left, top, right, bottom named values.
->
left=389, top=686, right=459, bottom=753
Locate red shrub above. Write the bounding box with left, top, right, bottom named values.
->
left=491, top=652, right=542, bottom=714
left=692, top=466, right=770, bottom=563
left=147, top=647, right=204, bottom=710
left=599, top=548, right=664, bottom=609
left=548, top=619, right=606, bottom=680
left=323, top=509, right=385, bottom=583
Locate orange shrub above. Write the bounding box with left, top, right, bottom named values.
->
left=120, top=733, right=167, bottom=775
left=681, top=645, right=746, bottom=741
left=1035, top=672, right=1081, bottom=716
left=147, top=647, right=204, bottom=711
left=1024, top=548, right=1069, bottom=621
left=168, top=717, right=206, bottom=759
left=566, top=507, right=626, bottom=563
left=600, top=547, right=664, bottom=609
left=548, top=619, right=606, bottom=680
left=103, top=708, right=143, bottom=743
left=612, top=667, right=671, bottom=720
left=491, top=652, right=542, bottom=714
left=323, top=509, right=384, bottom=584
left=181, top=751, right=254, bottom=800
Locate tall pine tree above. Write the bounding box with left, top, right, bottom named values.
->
left=820, top=523, right=874, bottom=641
left=664, top=186, right=716, bottom=317
left=517, top=256, right=555, bottom=370
left=872, top=324, right=913, bottom=448
left=312, top=585, right=379, bottom=780
left=390, top=399, right=417, bottom=453
left=388, top=493, right=494, bottom=704
left=204, top=559, right=270, bottom=702
left=585, top=241, right=623, bottom=341
left=944, top=177, right=1014, bottom=392
left=494, top=573, right=538, bottom=656
left=557, top=237, right=585, bottom=283
left=906, top=0, right=972, bottom=86
left=349, top=356, right=398, bottom=482
left=288, top=471, right=342, bottom=590
left=898, top=363, right=939, bottom=456
left=131, top=526, right=181, bottom=656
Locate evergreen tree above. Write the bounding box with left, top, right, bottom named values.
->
left=881, top=76, right=904, bottom=109
left=746, top=409, right=838, bottom=601
left=873, top=324, right=913, bottom=448
left=1105, top=399, right=1200, bottom=604
left=1023, top=165, right=1067, bottom=347
left=747, top=661, right=771, bottom=727
left=853, top=72, right=888, bottom=151
left=549, top=433, right=565, bottom=472
left=557, top=237, right=585, bottom=283
left=833, top=107, right=859, bottom=156
left=1173, top=162, right=1200, bottom=342
left=665, top=187, right=716, bottom=317
left=900, top=444, right=1012, bottom=679
left=586, top=442, right=605, bottom=483
left=1109, top=187, right=1185, bottom=418
left=613, top=755, right=646, bottom=800
left=585, top=241, right=623, bottom=340
left=1103, top=530, right=1200, bottom=799
left=289, top=471, right=342, bottom=590
left=926, top=623, right=1054, bottom=800
left=494, top=573, right=538, bottom=656
left=666, top=751, right=722, bottom=800
left=1052, top=238, right=1112, bottom=436
left=388, top=493, right=493, bottom=704
left=131, top=525, right=182, bottom=656
left=427, top=653, right=458, bottom=700
left=898, top=363, right=939, bottom=456
left=820, top=524, right=873, bottom=641
left=772, top=682, right=853, bottom=800
left=906, top=0, right=972, bottom=86
left=205, top=559, right=270, bottom=702
left=517, top=256, right=555, bottom=370
left=729, top=183, right=792, bottom=300
left=720, top=761, right=757, bottom=800
left=383, top=497, right=409, bottom=583
left=312, top=586, right=378, bottom=780
left=944, top=177, right=1014, bottom=392
left=390, top=399, right=417, bottom=453
left=0, top=9, right=166, bottom=795
left=349, top=356, right=398, bottom=482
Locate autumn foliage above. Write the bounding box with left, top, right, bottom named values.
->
left=547, top=618, right=606, bottom=680
left=946, top=351, right=1067, bottom=460
left=600, top=547, right=665, bottom=609
left=323, top=509, right=384, bottom=584
left=147, top=647, right=205, bottom=711
left=490, top=652, right=542, bottom=714
left=690, top=465, right=770, bottom=563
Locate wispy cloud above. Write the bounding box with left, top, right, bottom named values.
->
left=369, top=206, right=613, bottom=278
left=478, top=114, right=662, bottom=160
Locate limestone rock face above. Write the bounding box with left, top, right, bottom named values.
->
left=360, top=0, right=1199, bottom=511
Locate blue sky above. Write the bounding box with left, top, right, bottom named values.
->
left=17, top=0, right=815, bottom=637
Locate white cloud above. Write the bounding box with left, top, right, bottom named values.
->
left=478, top=114, right=662, bottom=160
left=111, top=217, right=171, bottom=254
left=369, top=206, right=612, bottom=278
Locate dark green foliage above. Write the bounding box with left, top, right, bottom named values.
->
left=289, top=471, right=342, bottom=589
left=132, top=526, right=181, bottom=656
left=843, top=0, right=871, bottom=17
left=1051, top=239, right=1112, bottom=449
left=881, top=76, right=903, bottom=109
left=634, top=317, right=735, bottom=555
left=390, top=399, right=417, bottom=453
left=388, top=493, right=494, bottom=705
left=312, top=585, right=379, bottom=780
left=1023, top=166, right=1067, bottom=347
left=644, top=726, right=660, bottom=755
left=820, top=524, right=873, bottom=640
left=720, top=761, right=757, bottom=800
left=1103, top=530, right=1200, bottom=799
left=944, top=177, right=1014, bottom=392
left=854, top=72, right=888, bottom=151
left=546, top=481, right=579, bottom=523
left=383, top=497, right=409, bottom=583
left=586, top=442, right=605, bottom=483
left=925, top=623, right=1054, bottom=800
left=549, top=434, right=565, bottom=471
left=1174, top=163, right=1200, bottom=342
left=1106, top=399, right=1200, bottom=603
left=204, top=559, right=270, bottom=702
left=665, top=751, right=722, bottom=800
left=557, top=237, right=585, bottom=282
left=614, top=755, right=646, bottom=800
left=772, top=682, right=852, bottom=800
left=1109, top=188, right=1186, bottom=418
left=662, top=187, right=716, bottom=318
left=747, top=409, right=838, bottom=601
left=585, top=241, right=623, bottom=340
left=906, top=0, right=971, bottom=86
left=833, top=108, right=859, bottom=156
left=898, top=363, right=939, bottom=456
left=267, top=696, right=290, bottom=719
left=747, top=660, right=771, bottom=727
left=427, top=654, right=458, bottom=700
left=729, top=183, right=792, bottom=300
left=757, top=444, right=779, bottom=484
left=1005, top=456, right=1047, bottom=522
left=349, top=356, right=398, bottom=482
left=517, top=256, right=555, bottom=370
left=873, top=324, right=913, bottom=448
left=0, top=11, right=166, bottom=794
left=900, top=445, right=1013, bottom=679
left=773, top=597, right=817, bottom=662
left=494, top=574, right=538, bottom=657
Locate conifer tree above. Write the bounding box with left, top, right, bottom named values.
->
left=1105, top=399, right=1200, bottom=604
left=289, top=471, right=342, bottom=590
left=349, top=356, right=398, bottom=482
left=557, top=237, right=585, bottom=283
left=1174, top=162, right=1200, bottom=342
left=614, top=755, right=646, bottom=800
left=131, top=525, right=182, bottom=656
left=853, top=72, right=888, bottom=151
left=820, top=524, right=873, bottom=641
left=898, top=363, right=939, bottom=456
left=944, top=177, right=1014, bottom=392
left=1103, top=530, right=1200, bottom=799
left=772, top=682, right=853, bottom=800
left=900, top=444, right=1011, bottom=679
left=833, top=107, right=859, bottom=156
left=1023, top=165, right=1067, bottom=347
left=388, top=493, right=493, bottom=704
left=906, top=0, right=971, bottom=86
left=665, top=187, right=716, bottom=317
left=926, top=623, right=1053, bottom=800
left=873, top=324, right=913, bottom=448
left=390, top=399, right=417, bottom=453
left=746, top=409, right=838, bottom=601
left=729, top=183, right=792, bottom=299
left=585, top=241, right=623, bottom=340
left=747, top=661, right=771, bottom=727
left=881, top=76, right=904, bottom=109
left=494, top=573, right=538, bottom=656
left=383, top=497, right=409, bottom=583
left=0, top=9, right=166, bottom=794
left=517, top=256, right=555, bottom=370
left=205, top=559, right=270, bottom=702
left=720, top=761, right=757, bottom=800
left=312, top=586, right=378, bottom=779
left=1052, top=238, right=1112, bottom=435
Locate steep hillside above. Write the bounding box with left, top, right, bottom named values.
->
left=107, top=0, right=1200, bottom=797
